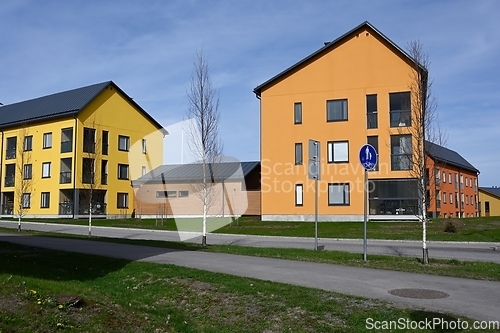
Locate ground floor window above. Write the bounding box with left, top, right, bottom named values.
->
left=368, top=179, right=418, bottom=215
left=117, top=193, right=129, bottom=209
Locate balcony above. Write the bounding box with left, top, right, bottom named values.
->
left=79, top=202, right=106, bottom=215
left=5, top=148, right=16, bottom=160
left=60, top=171, right=72, bottom=184
left=4, top=175, right=15, bottom=187
left=61, top=140, right=72, bottom=153
left=1, top=203, right=13, bottom=215
left=435, top=179, right=441, bottom=187
left=59, top=202, right=74, bottom=215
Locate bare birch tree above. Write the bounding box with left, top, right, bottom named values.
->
left=81, top=117, right=105, bottom=237
left=15, top=126, right=33, bottom=231
left=186, top=49, right=223, bottom=246
left=403, top=40, right=445, bottom=264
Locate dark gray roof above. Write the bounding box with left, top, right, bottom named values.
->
left=253, top=21, right=426, bottom=97
left=133, top=161, right=260, bottom=186
left=0, top=81, right=165, bottom=132
left=479, top=187, right=500, bottom=198
left=425, top=141, right=479, bottom=173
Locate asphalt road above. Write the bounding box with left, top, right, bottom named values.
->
left=1, top=232, right=499, bottom=323
left=1, top=220, right=499, bottom=263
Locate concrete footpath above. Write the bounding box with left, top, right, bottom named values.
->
left=1, top=232, right=499, bottom=322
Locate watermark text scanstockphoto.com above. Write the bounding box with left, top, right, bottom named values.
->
left=365, top=317, right=500, bottom=331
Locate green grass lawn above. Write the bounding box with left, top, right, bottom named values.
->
left=11, top=215, right=500, bottom=242
left=0, top=241, right=482, bottom=332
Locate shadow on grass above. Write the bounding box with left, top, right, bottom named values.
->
left=0, top=234, right=196, bottom=282
left=409, top=310, right=468, bottom=332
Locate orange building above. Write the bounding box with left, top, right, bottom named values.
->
left=253, top=21, right=478, bottom=221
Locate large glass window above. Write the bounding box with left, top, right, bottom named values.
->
left=6, top=137, right=16, bottom=159
left=328, top=183, right=350, bottom=205
left=83, top=128, right=96, bottom=153
left=368, top=179, right=418, bottom=215
left=41, top=192, right=50, bottom=208
left=24, top=135, right=33, bottom=151
left=61, top=128, right=73, bottom=153
left=389, top=92, right=411, bottom=127
left=117, top=193, right=129, bottom=208
left=326, top=99, right=348, bottom=121
left=82, top=158, right=95, bottom=184
left=102, top=130, right=109, bottom=155
left=327, top=141, right=348, bottom=163
left=294, top=102, right=302, bottom=124
left=42, top=162, right=51, bottom=178
left=23, top=164, right=32, bottom=180
left=390, top=135, right=412, bottom=170
left=295, top=143, right=303, bottom=165
left=366, top=94, right=377, bottom=128
left=22, top=193, right=31, bottom=209
left=295, top=184, right=303, bottom=206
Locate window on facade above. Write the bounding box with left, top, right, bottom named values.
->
left=389, top=92, right=411, bottom=127
left=102, top=130, right=109, bottom=155
left=466, top=195, right=469, bottom=205
left=328, top=183, right=350, bottom=205
left=367, top=136, right=379, bottom=171
left=60, top=158, right=72, bottom=184
left=485, top=201, right=490, bottom=213
left=294, top=102, right=302, bottom=124
left=454, top=173, right=458, bottom=189
left=118, top=164, right=129, bottom=180
left=460, top=175, right=464, bottom=189
left=83, top=128, right=96, bottom=153
left=6, top=137, right=16, bottom=159
left=42, top=162, right=51, bottom=178
left=179, top=190, right=189, bottom=198
left=43, top=132, right=52, bottom=149
left=442, top=171, right=446, bottom=184
left=295, top=143, right=303, bottom=165
left=443, top=192, right=447, bottom=203
left=101, top=160, right=108, bottom=185
left=327, top=141, right=348, bottom=163
left=23, top=164, right=32, bottom=180
left=156, top=191, right=177, bottom=198
left=61, top=128, right=73, bottom=153
left=295, top=184, right=303, bottom=206
left=82, top=158, right=95, bottom=184
left=5, top=164, right=15, bottom=187
left=390, top=135, right=412, bottom=170
left=450, top=193, right=453, bottom=204
left=449, top=173, right=452, bottom=184
left=22, top=193, right=31, bottom=209
left=118, top=135, right=130, bottom=151
left=366, top=94, right=377, bottom=128
left=117, top=193, right=129, bottom=208
left=326, top=99, right=348, bottom=121
left=368, top=179, right=418, bottom=215
left=435, top=169, right=440, bottom=185
left=24, top=135, right=33, bottom=151
left=41, top=192, right=50, bottom=208
left=141, top=166, right=147, bottom=176
left=142, top=139, right=147, bottom=154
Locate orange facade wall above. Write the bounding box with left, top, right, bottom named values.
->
left=260, top=26, right=417, bottom=220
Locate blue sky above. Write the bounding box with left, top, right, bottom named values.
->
left=0, top=0, right=498, bottom=186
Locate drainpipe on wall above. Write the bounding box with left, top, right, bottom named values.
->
left=458, top=168, right=462, bottom=218
left=72, top=116, right=78, bottom=219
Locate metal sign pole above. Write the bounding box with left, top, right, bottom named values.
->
left=315, top=175, right=318, bottom=251
left=363, top=169, right=367, bottom=261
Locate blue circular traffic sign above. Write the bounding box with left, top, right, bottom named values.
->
left=359, top=144, right=377, bottom=171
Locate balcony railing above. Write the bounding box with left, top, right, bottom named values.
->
left=5, top=148, right=16, bottom=160
left=1, top=204, right=13, bottom=215
left=79, top=202, right=106, bottom=215
left=61, top=141, right=72, bottom=153
left=59, top=202, right=73, bottom=215
left=4, top=175, right=15, bottom=187
left=60, top=171, right=72, bottom=184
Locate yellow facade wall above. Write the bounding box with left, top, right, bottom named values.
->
left=260, top=27, right=417, bottom=220
left=479, top=190, right=500, bottom=217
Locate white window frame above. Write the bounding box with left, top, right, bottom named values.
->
left=22, top=193, right=31, bottom=208
left=328, top=183, right=350, bottom=205
left=43, top=132, right=52, bottom=149
left=41, top=192, right=50, bottom=208
left=295, top=184, right=303, bottom=206
left=42, top=162, right=51, bottom=178
left=118, top=164, right=129, bottom=180
left=118, top=135, right=130, bottom=151
left=117, top=193, right=129, bottom=208
left=142, top=138, right=147, bottom=154
left=327, top=141, right=349, bottom=163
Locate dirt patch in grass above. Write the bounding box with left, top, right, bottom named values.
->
left=0, top=295, right=27, bottom=313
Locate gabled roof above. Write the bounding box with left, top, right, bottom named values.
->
left=425, top=141, right=479, bottom=174
left=0, top=81, right=166, bottom=133
left=132, top=161, right=260, bottom=186
left=479, top=187, right=500, bottom=199
left=253, top=21, right=425, bottom=97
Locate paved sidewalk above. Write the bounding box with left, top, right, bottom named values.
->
left=1, top=232, right=499, bottom=322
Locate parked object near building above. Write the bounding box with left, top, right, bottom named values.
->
left=253, top=21, right=479, bottom=221
left=478, top=187, right=500, bottom=217
left=0, top=81, right=166, bottom=218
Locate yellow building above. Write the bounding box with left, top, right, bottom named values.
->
left=0, top=81, right=166, bottom=218
left=479, top=187, right=500, bottom=217
left=253, top=21, right=478, bottom=221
